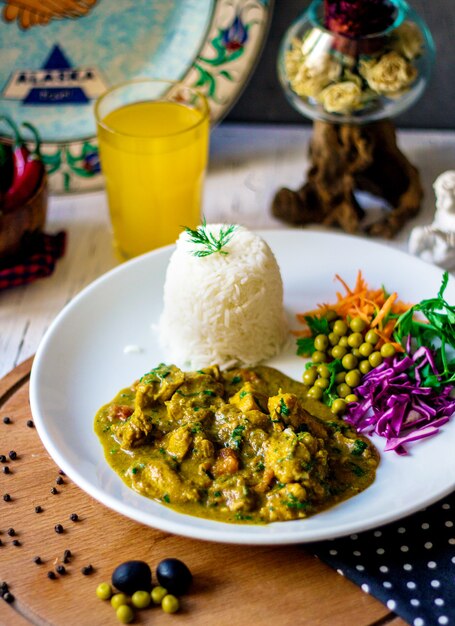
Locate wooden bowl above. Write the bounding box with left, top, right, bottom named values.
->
left=0, top=173, right=48, bottom=259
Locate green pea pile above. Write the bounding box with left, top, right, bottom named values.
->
left=96, top=582, right=180, bottom=623
left=302, top=311, right=396, bottom=415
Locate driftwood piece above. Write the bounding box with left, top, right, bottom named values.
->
left=272, top=119, right=423, bottom=238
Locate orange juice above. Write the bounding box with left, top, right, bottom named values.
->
left=97, top=99, right=209, bottom=259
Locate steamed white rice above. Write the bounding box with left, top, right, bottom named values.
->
left=159, top=224, right=288, bottom=369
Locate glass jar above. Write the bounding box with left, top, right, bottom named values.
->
left=278, top=0, right=435, bottom=123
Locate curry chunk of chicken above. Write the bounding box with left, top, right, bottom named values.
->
left=130, top=459, right=199, bottom=504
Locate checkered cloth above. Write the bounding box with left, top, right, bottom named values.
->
left=0, top=231, right=66, bottom=291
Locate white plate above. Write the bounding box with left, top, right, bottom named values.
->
left=29, top=230, right=455, bottom=545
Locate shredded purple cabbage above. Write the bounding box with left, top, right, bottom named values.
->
left=344, top=350, right=455, bottom=455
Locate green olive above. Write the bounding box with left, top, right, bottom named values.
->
left=331, top=398, right=346, bottom=415
left=359, top=359, right=372, bottom=375
left=368, top=351, right=383, bottom=368
left=96, top=582, right=112, bottom=601
left=335, top=371, right=346, bottom=383
left=338, top=336, right=349, bottom=348
left=380, top=343, right=396, bottom=358
left=342, top=353, right=358, bottom=371
left=308, top=386, right=323, bottom=400
left=333, top=320, right=349, bottom=336
left=116, top=605, right=134, bottom=624
left=312, top=350, right=327, bottom=363
left=365, top=329, right=379, bottom=345
left=359, top=342, right=373, bottom=357
left=162, top=595, right=180, bottom=614
left=347, top=332, right=363, bottom=348
left=328, top=332, right=339, bottom=346
left=315, top=378, right=329, bottom=390
left=151, top=586, right=168, bottom=605
left=314, top=334, right=329, bottom=351
left=131, top=591, right=151, bottom=609
left=345, top=369, right=361, bottom=388
left=350, top=317, right=367, bottom=333
left=325, top=309, right=338, bottom=322
left=331, top=345, right=347, bottom=359
left=345, top=394, right=359, bottom=403
left=303, top=367, right=318, bottom=386
left=337, top=383, right=352, bottom=398
left=111, top=594, right=130, bottom=610
left=317, top=365, right=330, bottom=379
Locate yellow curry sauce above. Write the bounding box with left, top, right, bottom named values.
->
left=95, top=364, right=379, bottom=524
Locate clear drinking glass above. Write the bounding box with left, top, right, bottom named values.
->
left=95, top=79, right=210, bottom=259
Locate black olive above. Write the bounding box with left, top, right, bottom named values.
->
left=156, top=558, right=192, bottom=595
left=112, top=560, right=152, bottom=595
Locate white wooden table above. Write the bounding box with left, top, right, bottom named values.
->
left=1, top=123, right=454, bottom=379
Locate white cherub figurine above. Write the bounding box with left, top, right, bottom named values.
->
left=408, top=170, right=455, bottom=269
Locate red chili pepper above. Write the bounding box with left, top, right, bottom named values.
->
left=0, top=117, right=44, bottom=212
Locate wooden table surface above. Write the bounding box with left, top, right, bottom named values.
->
left=1, top=122, right=454, bottom=625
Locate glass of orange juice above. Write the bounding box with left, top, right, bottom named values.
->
left=95, top=79, right=210, bottom=259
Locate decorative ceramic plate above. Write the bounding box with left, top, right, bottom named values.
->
left=0, top=0, right=272, bottom=193
left=29, top=231, right=455, bottom=545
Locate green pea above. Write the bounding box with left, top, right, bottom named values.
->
left=131, top=591, right=151, bottom=609
left=351, top=348, right=361, bottom=358
left=345, top=369, right=361, bottom=388
left=368, top=351, right=383, bottom=368
left=359, top=342, right=373, bottom=357
left=303, top=367, right=318, bottom=386
left=342, top=353, right=358, bottom=371
left=335, top=371, right=346, bottom=383
left=312, top=350, right=327, bottom=363
left=328, top=332, right=339, bottom=346
left=345, top=394, right=359, bottom=403
left=314, top=334, right=329, bottom=351
left=380, top=343, right=396, bottom=358
left=331, top=345, right=347, bottom=359
left=151, top=586, right=168, bottom=605
left=317, top=365, right=330, bottom=379
left=116, top=605, right=134, bottom=624
left=333, top=320, right=348, bottom=336
left=162, top=594, right=180, bottom=614
left=359, top=359, right=372, bottom=375
left=365, top=329, right=379, bottom=345
left=347, top=332, right=363, bottom=348
left=325, top=309, right=338, bottom=322
left=308, top=386, right=323, bottom=400
left=350, top=317, right=367, bottom=333
left=331, top=398, right=346, bottom=415
left=111, top=594, right=130, bottom=610
left=96, top=582, right=112, bottom=601
left=337, top=383, right=352, bottom=398
left=338, top=336, right=349, bottom=348
left=315, top=378, right=329, bottom=390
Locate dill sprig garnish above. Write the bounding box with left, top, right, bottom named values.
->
left=184, top=220, right=237, bottom=257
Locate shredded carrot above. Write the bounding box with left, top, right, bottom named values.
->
left=296, top=271, right=413, bottom=346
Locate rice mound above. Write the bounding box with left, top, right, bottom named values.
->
left=159, top=224, right=288, bottom=369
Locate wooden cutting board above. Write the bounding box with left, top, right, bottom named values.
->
left=0, top=359, right=407, bottom=626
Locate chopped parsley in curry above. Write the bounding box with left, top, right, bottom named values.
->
left=95, top=364, right=379, bottom=524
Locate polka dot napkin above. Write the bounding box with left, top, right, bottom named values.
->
left=312, top=491, right=455, bottom=625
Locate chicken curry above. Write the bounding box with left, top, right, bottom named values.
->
left=95, top=364, right=379, bottom=524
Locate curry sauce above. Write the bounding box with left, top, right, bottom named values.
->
left=95, top=364, right=379, bottom=524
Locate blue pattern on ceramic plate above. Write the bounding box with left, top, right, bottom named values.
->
left=0, top=0, right=213, bottom=142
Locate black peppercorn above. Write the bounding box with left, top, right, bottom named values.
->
left=64, top=549, right=72, bottom=559
left=35, top=505, right=43, bottom=514
left=26, top=420, right=34, bottom=428
left=56, top=476, right=64, bottom=485
left=0, top=539, right=3, bottom=546
left=12, top=540, right=20, bottom=547
left=70, top=513, right=78, bottom=522
left=56, top=565, right=66, bottom=575
left=34, top=556, right=42, bottom=565
left=2, top=467, right=10, bottom=475
left=3, top=592, right=14, bottom=603
left=58, top=469, right=66, bottom=476
left=81, top=564, right=93, bottom=575
left=47, top=571, right=56, bottom=580
left=8, top=451, right=17, bottom=460
left=0, top=455, right=5, bottom=463
left=7, top=528, right=15, bottom=537
left=50, top=487, right=58, bottom=495
left=54, top=524, right=64, bottom=534
left=2, top=417, right=11, bottom=424
left=3, top=494, right=11, bottom=502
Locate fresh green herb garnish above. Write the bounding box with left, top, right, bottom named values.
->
left=185, top=219, right=237, bottom=257
left=231, top=375, right=242, bottom=384
left=230, top=424, right=245, bottom=448
left=280, top=397, right=290, bottom=416
left=282, top=494, right=308, bottom=510
left=351, top=439, right=367, bottom=457
left=163, top=494, right=171, bottom=503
